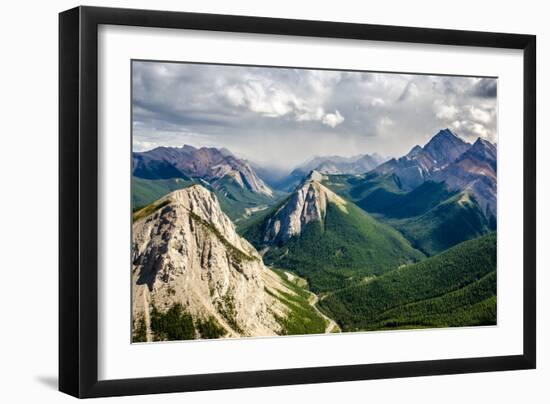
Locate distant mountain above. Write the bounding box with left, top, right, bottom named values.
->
left=132, top=155, right=192, bottom=181
left=132, top=185, right=326, bottom=341
left=242, top=171, right=424, bottom=292
left=370, top=128, right=496, bottom=219
left=132, top=174, right=279, bottom=222
left=278, top=153, right=386, bottom=192
left=291, top=153, right=386, bottom=178
left=423, top=128, right=472, bottom=166
left=375, top=128, right=471, bottom=190
left=319, top=232, right=496, bottom=331
left=132, top=145, right=280, bottom=220
left=133, top=145, right=273, bottom=197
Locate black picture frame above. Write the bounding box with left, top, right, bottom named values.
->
left=59, top=5, right=536, bottom=398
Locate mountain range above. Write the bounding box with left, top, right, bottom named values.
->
left=131, top=128, right=498, bottom=340
left=133, top=145, right=273, bottom=195
left=292, top=153, right=386, bottom=177
left=133, top=128, right=496, bottom=218
left=132, top=145, right=278, bottom=220
left=373, top=128, right=496, bottom=217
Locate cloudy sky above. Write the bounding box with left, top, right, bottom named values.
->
left=132, top=60, right=497, bottom=169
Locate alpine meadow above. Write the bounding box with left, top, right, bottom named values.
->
left=131, top=60, right=498, bottom=342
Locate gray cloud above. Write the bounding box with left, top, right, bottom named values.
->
left=469, top=78, right=498, bottom=98
left=132, top=61, right=497, bottom=169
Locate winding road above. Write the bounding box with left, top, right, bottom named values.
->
left=282, top=270, right=340, bottom=333
left=308, top=291, right=340, bottom=333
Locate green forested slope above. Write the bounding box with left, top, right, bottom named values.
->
left=259, top=202, right=425, bottom=293
left=356, top=180, right=457, bottom=219
left=388, top=192, right=492, bottom=255
left=211, top=176, right=280, bottom=221
left=323, top=173, right=492, bottom=256
left=318, top=233, right=497, bottom=331
left=266, top=269, right=328, bottom=335
left=321, top=172, right=403, bottom=202
left=132, top=176, right=194, bottom=210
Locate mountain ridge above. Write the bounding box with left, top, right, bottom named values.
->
left=133, top=145, right=273, bottom=197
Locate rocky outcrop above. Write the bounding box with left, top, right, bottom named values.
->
left=133, top=145, right=273, bottom=197
left=132, top=185, right=290, bottom=340
left=262, top=171, right=348, bottom=244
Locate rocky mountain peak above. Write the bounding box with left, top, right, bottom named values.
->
left=262, top=176, right=347, bottom=244
left=423, top=128, right=470, bottom=165
left=374, top=129, right=472, bottom=191
left=132, top=185, right=291, bottom=339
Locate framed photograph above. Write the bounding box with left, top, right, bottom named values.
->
left=59, top=6, right=536, bottom=398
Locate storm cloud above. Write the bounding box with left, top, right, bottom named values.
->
left=132, top=61, right=497, bottom=169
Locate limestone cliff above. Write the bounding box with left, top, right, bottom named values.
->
left=132, top=185, right=291, bottom=341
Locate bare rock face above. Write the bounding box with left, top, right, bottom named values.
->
left=262, top=171, right=348, bottom=244
left=132, top=185, right=287, bottom=340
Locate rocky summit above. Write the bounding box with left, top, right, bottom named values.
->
left=423, top=128, right=471, bottom=166
left=132, top=185, right=293, bottom=340
left=262, top=171, right=348, bottom=244
left=374, top=128, right=471, bottom=190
